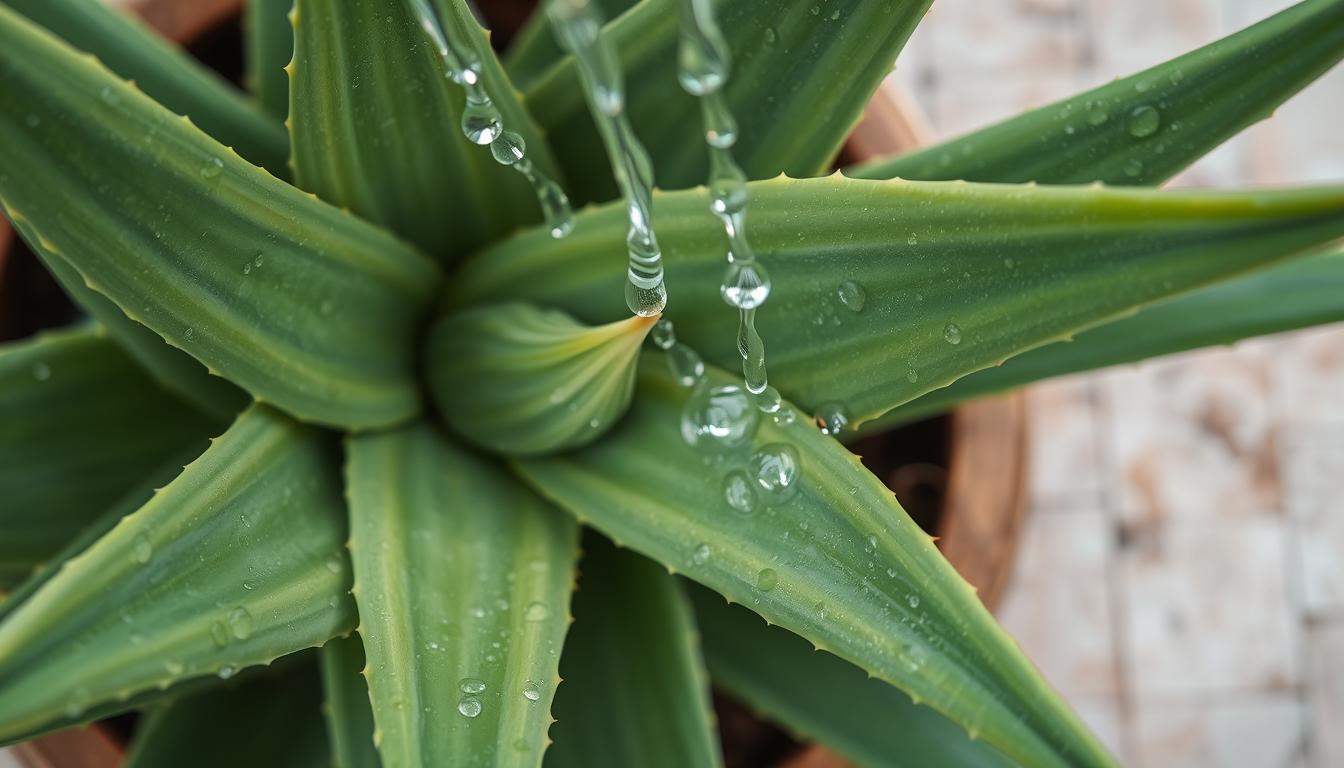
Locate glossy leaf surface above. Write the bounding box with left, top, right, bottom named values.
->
left=0, top=6, right=441, bottom=428
left=872, top=247, right=1344, bottom=428
left=547, top=536, right=722, bottom=768
left=346, top=425, right=578, bottom=767
left=516, top=360, right=1114, bottom=768
left=0, top=325, right=216, bottom=587
left=289, top=0, right=561, bottom=259
left=851, top=0, right=1344, bottom=186
left=3, top=0, right=289, bottom=172
left=689, top=584, right=1014, bottom=768
left=124, top=659, right=330, bottom=768
left=454, top=175, right=1344, bottom=427
left=0, top=405, right=356, bottom=744
left=426, top=304, right=654, bottom=456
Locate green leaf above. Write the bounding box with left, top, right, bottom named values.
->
left=850, top=0, right=1344, bottom=186
left=425, top=304, right=655, bottom=456
left=345, top=424, right=579, bottom=767
left=289, top=0, right=563, bottom=260
left=547, top=536, right=722, bottom=768
left=0, top=5, right=442, bottom=429
left=320, top=634, right=382, bottom=768
left=0, top=404, right=356, bottom=744
left=503, top=0, right=636, bottom=91
left=514, top=360, right=1114, bottom=767
left=687, top=583, right=1015, bottom=768
left=125, top=658, right=330, bottom=768
left=0, top=325, right=217, bottom=587
left=245, top=0, right=294, bottom=122
left=868, top=247, right=1344, bottom=430
left=453, top=175, right=1344, bottom=427
left=2, top=0, right=290, bottom=173
left=526, top=0, right=932, bottom=203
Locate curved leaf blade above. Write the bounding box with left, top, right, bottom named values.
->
left=0, top=5, right=442, bottom=429
left=289, top=0, right=563, bottom=260
left=850, top=0, right=1344, bottom=186
left=688, top=583, right=1015, bottom=768
left=3, top=0, right=290, bottom=173
left=125, top=659, right=330, bottom=768
left=502, top=0, right=636, bottom=91
left=345, top=424, right=579, bottom=768
left=245, top=0, right=294, bottom=122
left=547, top=536, right=722, bottom=768
left=320, top=634, right=382, bottom=768
left=526, top=0, right=932, bottom=202
left=514, top=360, right=1114, bottom=768
left=0, top=325, right=217, bottom=587
left=0, top=405, right=356, bottom=744
left=453, top=175, right=1344, bottom=427
left=869, top=247, right=1344, bottom=429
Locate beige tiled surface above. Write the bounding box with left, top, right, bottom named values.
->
left=895, top=1, right=1344, bottom=765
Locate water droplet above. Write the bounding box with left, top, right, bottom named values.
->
left=814, top=403, right=849, bottom=436
left=31, top=361, right=50, bottom=381
left=651, top=318, right=677, bottom=350
left=461, top=94, right=503, bottom=145
left=722, top=470, right=761, bottom=516
left=1127, top=105, right=1160, bottom=138
left=907, top=594, right=921, bottom=609
left=752, top=443, right=801, bottom=502
left=210, top=621, right=230, bottom=648
left=490, top=131, right=526, bottom=165
left=200, top=157, right=224, bottom=179
left=756, top=568, right=778, bottom=592
left=1085, top=104, right=1108, bottom=126
left=217, top=664, right=236, bottom=679
left=864, top=534, right=878, bottom=553
left=681, top=383, right=760, bottom=450
left=522, top=681, right=542, bottom=701
left=837, top=281, right=866, bottom=313
left=721, top=261, right=771, bottom=309
left=691, top=543, right=711, bottom=566
left=754, top=386, right=782, bottom=415
left=460, top=677, right=487, bottom=694
left=905, top=368, right=919, bottom=384
left=667, top=344, right=705, bottom=386
left=99, top=86, right=120, bottom=106
left=23, top=113, right=40, bottom=128
left=525, top=601, right=550, bottom=622
left=227, top=607, right=254, bottom=640
left=907, top=233, right=918, bottom=246
left=133, top=534, right=153, bottom=564
left=943, top=323, right=962, bottom=345
left=458, top=696, right=483, bottom=718
left=815, top=602, right=828, bottom=621
left=1125, top=158, right=1144, bottom=178
left=764, top=27, right=778, bottom=44
left=325, top=555, right=342, bottom=574
left=163, top=659, right=185, bottom=675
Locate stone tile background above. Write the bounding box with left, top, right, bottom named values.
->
left=887, top=1, right=1343, bottom=765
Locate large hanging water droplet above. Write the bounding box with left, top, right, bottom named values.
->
left=722, top=469, right=761, bottom=515
left=752, top=443, right=801, bottom=502
left=677, top=20, right=730, bottom=96
left=943, top=323, right=963, bottom=345
left=651, top=318, right=677, bottom=350
left=461, top=92, right=503, bottom=145
left=1127, top=105, right=1160, bottom=138
left=227, top=607, right=254, bottom=640
left=721, top=261, right=771, bottom=309
left=625, top=278, right=668, bottom=317
left=681, top=383, right=760, bottom=450
left=489, top=130, right=526, bottom=165
left=837, top=281, right=866, bottom=312
left=700, top=91, right=738, bottom=148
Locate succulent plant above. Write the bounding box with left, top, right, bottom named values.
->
left=1, top=0, right=1342, bottom=765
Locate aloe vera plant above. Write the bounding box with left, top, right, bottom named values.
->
left=1, top=0, right=1342, bottom=764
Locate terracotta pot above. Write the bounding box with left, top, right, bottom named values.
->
left=1, top=9, right=1028, bottom=768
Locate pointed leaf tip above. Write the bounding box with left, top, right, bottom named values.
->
left=426, top=303, right=656, bottom=456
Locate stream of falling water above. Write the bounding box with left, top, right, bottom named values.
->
left=405, top=0, right=575, bottom=237
left=547, top=0, right=668, bottom=317
left=677, top=0, right=778, bottom=409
